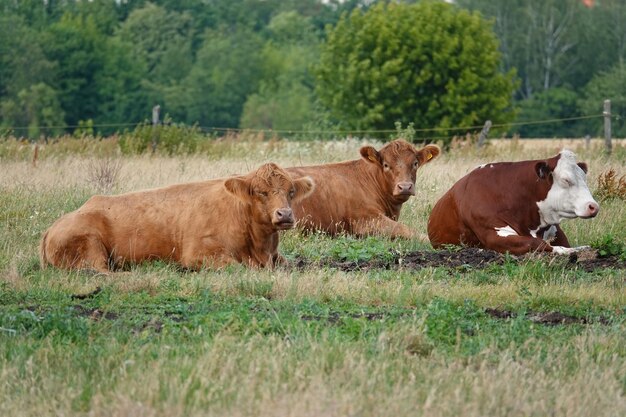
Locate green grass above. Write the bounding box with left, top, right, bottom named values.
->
left=1, top=138, right=626, bottom=416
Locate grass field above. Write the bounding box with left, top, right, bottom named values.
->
left=1, top=136, right=625, bottom=416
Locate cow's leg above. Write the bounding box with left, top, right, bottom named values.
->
left=351, top=216, right=420, bottom=240
left=55, top=234, right=110, bottom=272
left=272, top=254, right=288, bottom=267
left=549, top=226, right=593, bottom=253
left=476, top=228, right=553, bottom=255
left=550, top=225, right=571, bottom=247
left=180, top=240, right=240, bottom=270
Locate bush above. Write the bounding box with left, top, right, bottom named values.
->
left=596, top=168, right=626, bottom=201
left=118, top=120, right=204, bottom=156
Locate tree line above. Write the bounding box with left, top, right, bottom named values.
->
left=1, top=0, right=624, bottom=141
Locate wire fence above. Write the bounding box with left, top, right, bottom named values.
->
left=1, top=112, right=621, bottom=141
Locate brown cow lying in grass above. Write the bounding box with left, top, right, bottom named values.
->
left=427, top=150, right=599, bottom=255
left=40, top=163, right=314, bottom=272
left=286, top=139, right=440, bottom=239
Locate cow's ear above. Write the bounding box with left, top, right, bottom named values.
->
left=292, top=176, right=315, bottom=202
left=577, top=162, right=588, bottom=174
left=535, top=161, right=551, bottom=179
left=224, top=177, right=251, bottom=199
left=416, top=144, right=441, bottom=165
left=360, top=146, right=381, bottom=165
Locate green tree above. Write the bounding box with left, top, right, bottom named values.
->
left=315, top=2, right=517, bottom=138
left=240, top=11, right=321, bottom=131
left=1, top=83, right=65, bottom=138
left=116, top=2, right=194, bottom=121
left=42, top=13, right=109, bottom=127
left=182, top=28, right=264, bottom=128
left=514, top=87, right=581, bottom=138
left=0, top=13, right=55, bottom=99
left=95, top=36, right=148, bottom=132
left=579, top=64, right=626, bottom=137
left=0, top=13, right=59, bottom=134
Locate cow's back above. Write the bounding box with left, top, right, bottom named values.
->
left=427, top=173, right=482, bottom=247
left=286, top=162, right=374, bottom=234
left=42, top=180, right=236, bottom=268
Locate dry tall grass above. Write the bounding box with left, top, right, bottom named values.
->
left=1, top=137, right=625, bottom=417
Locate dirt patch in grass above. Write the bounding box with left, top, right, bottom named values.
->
left=300, top=311, right=407, bottom=324
left=72, top=305, right=119, bottom=321
left=485, top=307, right=611, bottom=326
left=293, top=248, right=626, bottom=272
left=398, top=248, right=504, bottom=269
left=568, top=251, right=626, bottom=273
left=71, top=287, right=102, bottom=300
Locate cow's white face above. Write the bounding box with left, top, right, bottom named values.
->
left=536, top=150, right=599, bottom=226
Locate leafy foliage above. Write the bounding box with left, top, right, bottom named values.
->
left=0, top=0, right=625, bottom=139
left=315, top=2, right=517, bottom=139
left=513, top=87, right=582, bottom=138
left=591, top=234, right=626, bottom=260
left=328, top=236, right=395, bottom=263
left=579, top=64, right=626, bottom=137
left=118, top=121, right=203, bottom=156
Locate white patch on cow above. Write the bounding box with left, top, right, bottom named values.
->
left=543, top=225, right=557, bottom=241
left=495, top=225, right=518, bottom=237
left=552, top=245, right=590, bottom=255
left=530, top=223, right=558, bottom=241
left=536, top=150, right=599, bottom=227
left=552, top=246, right=576, bottom=255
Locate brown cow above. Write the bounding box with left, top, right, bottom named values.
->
left=427, top=150, right=599, bottom=255
left=285, top=139, right=441, bottom=238
left=40, top=163, right=315, bottom=272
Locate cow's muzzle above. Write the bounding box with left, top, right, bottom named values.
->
left=394, top=181, right=415, bottom=196
left=579, top=201, right=600, bottom=218
left=272, top=208, right=295, bottom=229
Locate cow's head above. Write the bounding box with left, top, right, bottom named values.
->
left=224, top=163, right=315, bottom=230
left=535, top=150, right=599, bottom=225
left=360, top=139, right=441, bottom=202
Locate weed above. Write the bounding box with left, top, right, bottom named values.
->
left=393, top=121, right=417, bottom=142
left=118, top=121, right=202, bottom=156
left=591, top=234, right=626, bottom=260
left=596, top=168, right=626, bottom=201
left=328, top=236, right=395, bottom=263
left=86, top=157, right=123, bottom=194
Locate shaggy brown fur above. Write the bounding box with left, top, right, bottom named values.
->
left=40, top=163, right=314, bottom=272
left=286, top=140, right=440, bottom=239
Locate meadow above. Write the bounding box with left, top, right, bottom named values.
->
left=1, top=135, right=625, bottom=417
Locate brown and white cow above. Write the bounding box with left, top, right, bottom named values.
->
left=285, top=139, right=441, bottom=239
left=427, top=150, right=599, bottom=255
left=40, top=163, right=315, bottom=272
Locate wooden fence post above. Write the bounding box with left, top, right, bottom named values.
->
left=151, top=104, right=160, bottom=154
left=603, top=99, right=612, bottom=155
left=584, top=134, right=591, bottom=150
left=477, top=120, right=492, bottom=149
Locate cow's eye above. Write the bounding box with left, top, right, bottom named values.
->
left=288, top=189, right=295, bottom=198
left=257, top=191, right=268, bottom=197
left=563, top=178, right=573, bottom=187
left=413, top=161, right=419, bottom=168
left=383, top=162, right=390, bottom=170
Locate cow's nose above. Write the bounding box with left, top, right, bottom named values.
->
left=587, top=202, right=599, bottom=217
left=395, top=182, right=414, bottom=195
left=275, top=208, right=293, bottom=222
